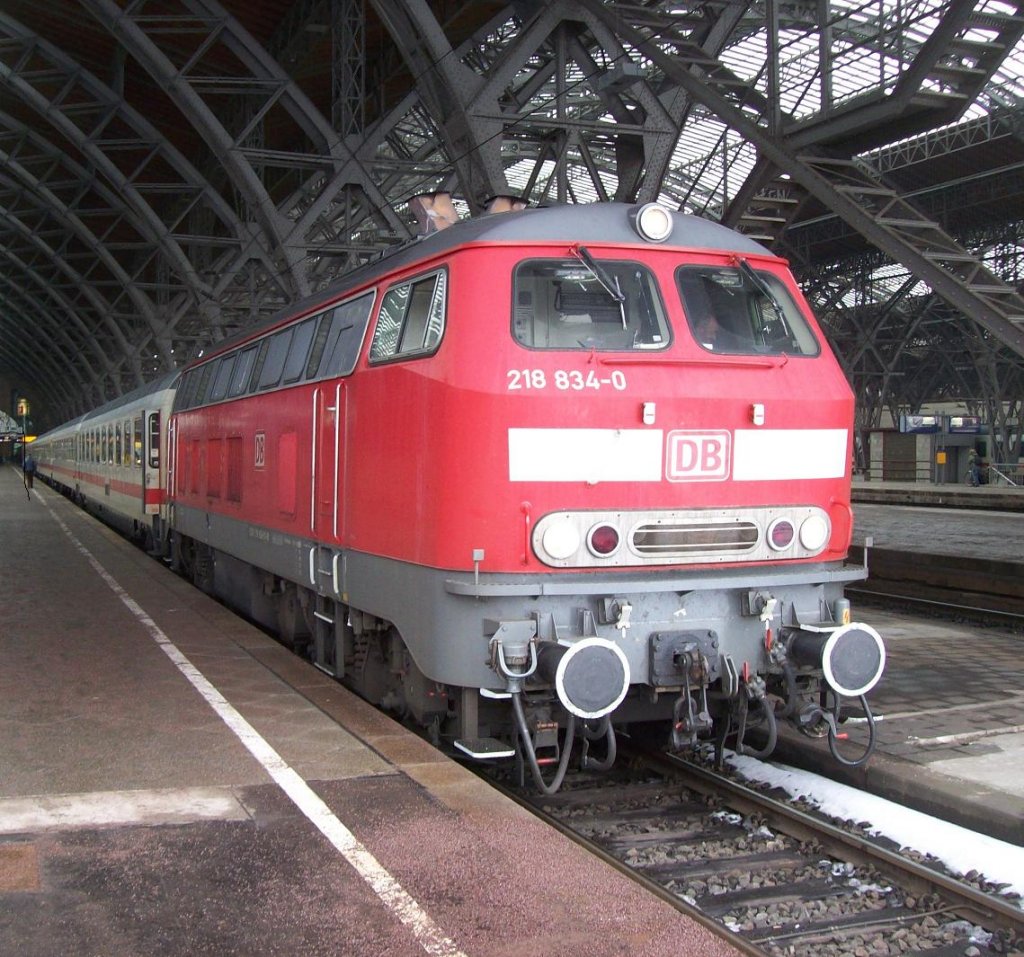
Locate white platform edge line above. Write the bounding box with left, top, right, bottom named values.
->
left=42, top=501, right=467, bottom=957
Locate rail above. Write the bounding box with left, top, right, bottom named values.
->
left=486, top=750, right=1024, bottom=956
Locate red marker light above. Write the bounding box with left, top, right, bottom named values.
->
left=768, top=519, right=795, bottom=550
left=588, top=524, right=620, bottom=556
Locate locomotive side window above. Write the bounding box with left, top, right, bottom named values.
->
left=175, top=369, right=198, bottom=410
left=281, top=317, right=317, bottom=384
left=248, top=340, right=270, bottom=393
left=370, top=271, right=446, bottom=363
left=209, top=356, right=236, bottom=403
left=228, top=346, right=257, bottom=397
left=512, top=259, right=670, bottom=351
left=677, top=265, right=820, bottom=357
left=193, top=361, right=216, bottom=406
left=314, top=291, right=376, bottom=378
left=257, top=329, right=294, bottom=391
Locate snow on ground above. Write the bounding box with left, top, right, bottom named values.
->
left=725, top=753, right=1024, bottom=900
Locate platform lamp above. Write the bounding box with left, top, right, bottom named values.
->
left=16, top=397, right=28, bottom=467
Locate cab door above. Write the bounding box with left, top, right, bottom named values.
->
left=311, top=382, right=344, bottom=542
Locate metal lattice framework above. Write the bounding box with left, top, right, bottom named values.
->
left=1, top=0, right=1023, bottom=437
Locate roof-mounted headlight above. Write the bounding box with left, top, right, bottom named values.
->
left=631, top=203, right=673, bottom=243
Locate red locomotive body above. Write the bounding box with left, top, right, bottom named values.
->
left=43, top=202, right=886, bottom=791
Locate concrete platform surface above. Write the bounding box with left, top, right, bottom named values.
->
left=1, top=467, right=738, bottom=957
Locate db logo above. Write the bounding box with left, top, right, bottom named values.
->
left=666, top=430, right=731, bottom=482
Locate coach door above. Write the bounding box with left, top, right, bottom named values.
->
left=311, top=382, right=344, bottom=542
left=142, top=411, right=161, bottom=515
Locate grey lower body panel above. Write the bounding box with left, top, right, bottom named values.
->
left=173, top=503, right=864, bottom=693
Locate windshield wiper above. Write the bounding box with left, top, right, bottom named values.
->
left=571, top=244, right=627, bottom=328
left=735, top=256, right=782, bottom=309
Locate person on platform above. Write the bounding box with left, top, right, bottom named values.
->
left=22, top=452, right=36, bottom=490
left=967, top=448, right=981, bottom=487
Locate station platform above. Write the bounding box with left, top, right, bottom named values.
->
left=852, top=498, right=1024, bottom=564
left=852, top=476, right=1024, bottom=512
left=772, top=600, right=1024, bottom=846
left=2, top=470, right=1021, bottom=957
left=832, top=482, right=1024, bottom=844
left=0, top=468, right=736, bottom=957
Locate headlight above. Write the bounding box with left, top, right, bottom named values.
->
left=542, top=520, right=581, bottom=561
left=631, top=203, right=673, bottom=243
left=799, top=514, right=830, bottom=552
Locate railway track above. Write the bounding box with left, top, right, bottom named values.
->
left=489, top=749, right=1024, bottom=957
left=847, top=546, right=1024, bottom=625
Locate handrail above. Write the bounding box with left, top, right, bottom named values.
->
left=987, top=463, right=1021, bottom=487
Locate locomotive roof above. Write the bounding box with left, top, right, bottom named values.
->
left=196, top=202, right=774, bottom=365
left=337, top=201, right=773, bottom=293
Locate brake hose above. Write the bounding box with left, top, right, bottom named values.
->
left=827, top=694, right=877, bottom=767
left=512, top=692, right=576, bottom=795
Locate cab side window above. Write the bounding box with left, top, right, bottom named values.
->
left=370, top=270, right=447, bottom=363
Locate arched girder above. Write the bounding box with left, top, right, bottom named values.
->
left=0, top=111, right=220, bottom=350
left=0, top=14, right=242, bottom=363
left=0, top=246, right=114, bottom=386
left=0, top=334, right=80, bottom=418
left=0, top=203, right=144, bottom=382
left=0, top=278, right=92, bottom=413
left=80, top=0, right=306, bottom=296
left=81, top=0, right=409, bottom=297
left=582, top=0, right=1024, bottom=361
left=0, top=161, right=178, bottom=374
left=369, top=0, right=508, bottom=210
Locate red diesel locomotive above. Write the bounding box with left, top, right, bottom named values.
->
left=35, top=201, right=884, bottom=792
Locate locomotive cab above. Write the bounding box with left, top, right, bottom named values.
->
left=385, top=203, right=887, bottom=789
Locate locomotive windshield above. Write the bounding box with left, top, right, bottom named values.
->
left=677, top=264, right=820, bottom=356
left=512, top=259, right=670, bottom=351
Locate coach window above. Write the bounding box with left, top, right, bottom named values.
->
left=512, top=259, right=670, bottom=351
left=677, top=265, right=820, bottom=357
left=282, top=317, right=317, bottom=384
left=133, top=416, right=143, bottom=467
left=209, top=355, right=236, bottom=403
left=315, top=291, right=376, bottom=378
left=370, top=271, right=446, bottom=363
left=124, top=418, right=132, bottom=466
left=228, top=346, right=257, bottom=397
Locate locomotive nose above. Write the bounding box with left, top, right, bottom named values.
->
left=788, top=623, right=886, bottom=697
left=537, top=638, right=630, bottom=719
